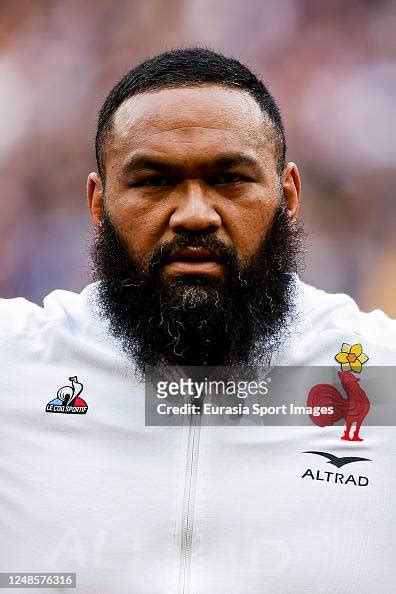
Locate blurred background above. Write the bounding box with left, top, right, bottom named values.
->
left=0, top=0, right=395, bottom=315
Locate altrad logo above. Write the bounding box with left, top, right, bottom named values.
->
left=303, top=451, right=371, bottom=468
left=301, top=451, right=371, bottom=487
left=46, top=376, right=88, bottom=414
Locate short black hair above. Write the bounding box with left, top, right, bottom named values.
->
left=95, top=47, right=286, bottom=181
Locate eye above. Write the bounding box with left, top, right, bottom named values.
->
left=212, top=173, right=249, bottom=185
left=133, top=175, right=173, bottom=188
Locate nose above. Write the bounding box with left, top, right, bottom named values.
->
left=169, top=180, right=222, bottom=233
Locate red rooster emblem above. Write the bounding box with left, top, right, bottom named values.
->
left=307, top=371, right=370, bottom=441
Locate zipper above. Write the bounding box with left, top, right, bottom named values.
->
left=178, top=396, right=202, bottom=594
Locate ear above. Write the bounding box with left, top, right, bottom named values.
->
left=87, top=172, right=104, bottom=228
left=282, top=162, right=301, bottom=221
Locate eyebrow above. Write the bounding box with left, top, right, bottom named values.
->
left=120, top=152, right=261, bottom=177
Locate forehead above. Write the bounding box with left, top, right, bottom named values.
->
left=106, top=85, right=277, bottom=168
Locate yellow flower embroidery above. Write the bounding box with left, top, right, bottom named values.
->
left=334, top=343, right=369, bottom=373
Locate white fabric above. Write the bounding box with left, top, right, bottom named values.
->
left=0, top=280, right=395, bottom=593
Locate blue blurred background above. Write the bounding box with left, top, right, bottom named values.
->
left=0, top=0, right=395, bottom=315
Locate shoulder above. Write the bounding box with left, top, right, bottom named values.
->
left=0, top=296, right=46, bottom=334
left=285, top=279, right=396, bottom=365
left=0, top=283, right=124, bottom=368
left=298, top=280, right=396, bottom=347
left=0, top=284, right=98, bottom=336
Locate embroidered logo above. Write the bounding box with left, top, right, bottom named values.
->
left=306, top=343, right=371, bottom=441
left=301, top=451, right=370, bottom=486
left=303, top=451, right=371, bottom=468
left=307, top=370, right=370, bottom=441
left=46, top=376, right=88, bottom=414
left=334, top=343, right=369, bottom=373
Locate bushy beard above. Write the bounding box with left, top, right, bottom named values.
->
left=90, top=204, right=304, bottom=375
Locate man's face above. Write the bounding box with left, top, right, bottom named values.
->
left=88, top=85, right=302, bottom=371
left=90, top=86, right=300, bottom=278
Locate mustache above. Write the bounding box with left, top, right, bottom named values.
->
left=148, top=232, right=237, bottom=272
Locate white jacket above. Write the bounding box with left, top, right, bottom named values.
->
left=0, top=280, right=395, bottom=593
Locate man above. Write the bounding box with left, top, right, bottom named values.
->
left=0, top=48, right=395, bottom=593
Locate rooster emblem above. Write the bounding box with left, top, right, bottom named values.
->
left=307, top=371, right=370, bottom=441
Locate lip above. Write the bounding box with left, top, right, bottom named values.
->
left=169, top=247, right=222, bottom=262
left=164, top=247, right=223, bottom=275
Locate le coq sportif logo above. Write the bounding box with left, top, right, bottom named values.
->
left=46, top=376, right=88, bottom=414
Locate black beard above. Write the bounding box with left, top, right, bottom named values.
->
left=90, top=205, right=304, bottom=375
